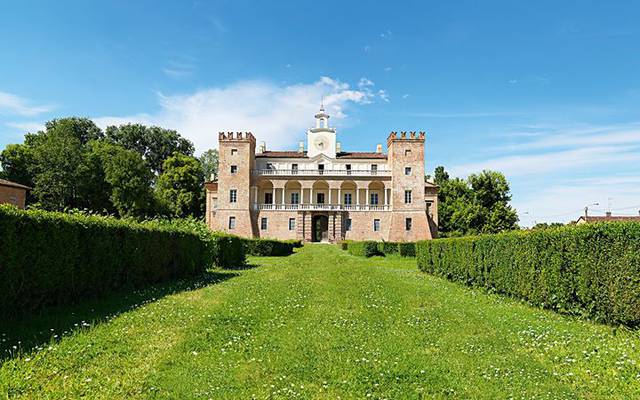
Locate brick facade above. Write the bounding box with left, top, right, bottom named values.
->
left=0, top=179, right=29, bottom=209
left=206, top=111, right=438, bottom=243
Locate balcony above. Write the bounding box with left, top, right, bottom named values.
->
left=255, top=203, right=391, bottom=211
left=252, top=169, right=391, bottom=177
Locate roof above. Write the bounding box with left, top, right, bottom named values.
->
left=256, top=151, right=308, bottom=158
left=255, top=150, right=388, bottom=160
left=336, top=152, right=387, bottom=160
left=577, top=215, right=640, bottom=223
left=0, top=179, right=31, bottom=190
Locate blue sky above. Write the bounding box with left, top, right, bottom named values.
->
left=1, top=0, right=640, bottom=225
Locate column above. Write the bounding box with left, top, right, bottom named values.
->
left=300, top=188, right=304, bottom=205
left=281, top=188, right=285, bottom=205
left=366, top=188, right=370, bottom=206
left=328, top=188, right=332, bottom=205
left=384, top=187, right=388, bottom=207
left=272, top=187, right=276, bottom=207
left=338, top=188, right=342, bottom=207
left=356, top=188, right=360, bottom=208
left=310, top=188, right=314, bottom=206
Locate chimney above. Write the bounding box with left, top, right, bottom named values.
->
left=258, top=141, right=266, bottom=153
left=376, top=144, right=382, bottom=153
left=336, top=142, right=341, bottom=153
left=298, top=141, right=304, bottom=153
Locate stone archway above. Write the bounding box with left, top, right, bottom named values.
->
left=312, top=214, right=329, bottom=242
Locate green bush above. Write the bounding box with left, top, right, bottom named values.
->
left=378, top=241, right=400, bottom=255
left=211, top=233, right=246, bottom=267
left=0, top=205, right=214, bottom=316
left=398, top=242, right=416, bottom=257
left=416, top=222, right=640, bottom=327
left=243, top=238, right=300, bottom=256
left=347, top=241, right=380, bottom=257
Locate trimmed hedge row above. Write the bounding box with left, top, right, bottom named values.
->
left=0, top=206, right=217, bottom=316
left=343, top=240, right=416, bottom=258
left=416, top=222, right=640, bottom=326
left=243, top=238, right=302, bottom=256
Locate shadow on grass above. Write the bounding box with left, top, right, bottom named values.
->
left=0, top=269, right=238, bottom=362
left=225, top=263, right=260, bottom=271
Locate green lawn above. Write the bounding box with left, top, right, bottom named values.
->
left=1, top=245, right=639, bottom=399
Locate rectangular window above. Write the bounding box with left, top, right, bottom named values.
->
left=346, top=164, right=352, bottom=175
left=405, top=218, right=413, bottom=231
left=231, top=149, right=238, bottom=155
left=371, top=164, right=378, bottom=175
left=292, top=163, right=298, bottom=174
left=344, top=218, right=352, bottom=231
left=318, top=164, right=325, bottom=175
left=264, top=192, right=273, bottom=204
left=317, top=193, right=325, bottom=204
left=404, top=190, right=412, bottom=204
left=261, top=217, right=268, bottom=230
left=405, top=149, right=412, bottom=156
left=373, top=219, right=381, bottom=232
left=229, top=189, right=237, bottom=203
left=289, top=218, right=296, bottom=231
left=291, top=192, right=299, bottom=204
left=370, top=192, right=379, bottom=205
left=228, top=216, right=236, bottom=229
left=344, top=193, right=352, bottom=205
left=405, top=166, right=412, bottom=175
left=230, top=165, right=238, bottom=174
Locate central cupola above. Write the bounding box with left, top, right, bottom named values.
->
left=307, top=104, right=337, bottom=158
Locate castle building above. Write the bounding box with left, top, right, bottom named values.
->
left=205, top=108, right=438, bottom=242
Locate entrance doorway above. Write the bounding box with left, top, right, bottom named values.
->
left=312, top=215, right=329, bottom=242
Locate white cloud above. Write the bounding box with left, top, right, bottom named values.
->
left=378, top=89, right=389, bottom=102
left=0, top=91, right=53, bottom=116
left=93, top=77, right=385, bottom=154
left=5, top=121, right=45, bottom=132
left=450, top=145, right=640, bottom=177
left=515, top=176, right=640, bottom=226
left=358, top=78, right=374, bottom=88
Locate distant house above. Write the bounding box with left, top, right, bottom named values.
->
left=576, top=211, right=640, bottom=225
left=0, top=179, right=31, bottom=209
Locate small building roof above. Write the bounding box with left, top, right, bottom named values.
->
left=576, top=215, right=640, bottom=223
left=336, top=151, right=387, bottom=160
left=256, top=151, right=309, bottom=158
left=0, top=179, right=31, bottom=190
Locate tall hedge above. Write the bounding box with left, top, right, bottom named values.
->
left=416, top=222, right=640, bottom=327
left=0, top=206, right=217, bottom=316
left=243, top=238, right=301, bottom=256
left=347, top=241, right=380, bottom=257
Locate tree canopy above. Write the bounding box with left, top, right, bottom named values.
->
left=0, top=117, right=201, bottom=219
left=434, top=166, right=519, bottom=237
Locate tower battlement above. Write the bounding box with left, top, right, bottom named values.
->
left=387, top=131, right=425, bottom=146
left=218, top=131, right=256, bottom=142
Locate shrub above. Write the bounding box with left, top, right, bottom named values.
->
left=211, top=233, right=246, bottom=267
left=0, top=205, right=214, bottom=316
left=378, top=241, right=399, bottom=255
left=398, top=242, right=416, bottom=257
left=347, top=241, right=380, bottom=257
left=416, top=222, right=640, bottom=327
left=243, top=238, right=300, bottom=256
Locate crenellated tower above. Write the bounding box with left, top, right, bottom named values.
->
left=214, top=131, right=257, bottom=236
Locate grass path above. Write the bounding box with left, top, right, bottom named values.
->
left=1, top=245, right=639, bottom=399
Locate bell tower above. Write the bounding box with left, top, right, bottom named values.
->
left=307, top=102, right=337, bottom=158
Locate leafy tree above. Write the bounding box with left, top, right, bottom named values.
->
left=156, top=153, right=204, bottom=218
left=531, top=222, right=564, bottom=230
left=199, top=149, right=219, bottom=181
left=433, top=166, right=518, bottom=237
left=44, top=117, right=103, bottom=144
left=104, top=124, right=195, bottom=175
left=92, top=141, right=154, bottom=217
left=0, top=143, right=35, bottom=187
left=30, top=120, right=88, bottom=210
